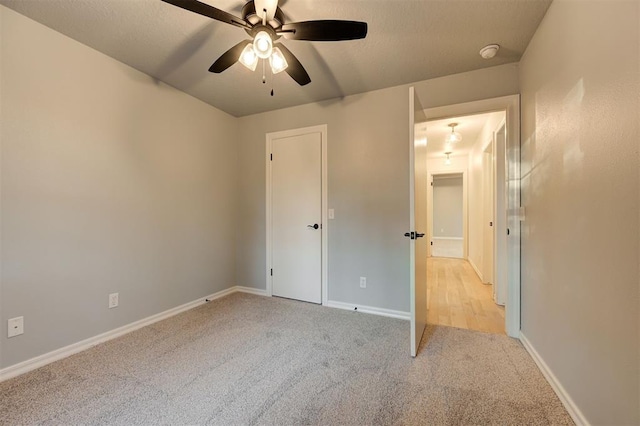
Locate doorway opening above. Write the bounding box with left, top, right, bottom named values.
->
left=410, top=92, right=520, bottom=356
left=411, top=94, right=521, bottom=343
left=423, top=111, right=506, bottom=335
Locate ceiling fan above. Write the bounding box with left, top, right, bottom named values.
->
left=161, top=0, right=368, bottom=86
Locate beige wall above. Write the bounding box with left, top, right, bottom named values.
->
left=237, top=65, right=519, bottom=312
left=238, top=86, right=411, bottom=311
left=0, top=7, right=239, bottom=368
left=519, top=0, right=639, bottom=423
left=0, top=5, right=520, bottom=368
left=467, top=112, right=504, bottom=279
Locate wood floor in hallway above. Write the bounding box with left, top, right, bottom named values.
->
left=427, top=257, right=505, bottom=335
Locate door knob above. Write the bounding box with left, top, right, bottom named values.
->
left=415, top=233, right=425, bottom=238
left=307, top=224, right=319, bottom=230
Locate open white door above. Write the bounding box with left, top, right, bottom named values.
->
left=409, top=87, right=428, bottom=357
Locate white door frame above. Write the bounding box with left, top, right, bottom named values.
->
left=265, top=125, right=328, bottom=305
left=427, top=170, right=468, bottom=259
left=423, top=95, right=521, bottom=338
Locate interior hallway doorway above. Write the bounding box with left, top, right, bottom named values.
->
left=418, top=94, right=520, bottom=337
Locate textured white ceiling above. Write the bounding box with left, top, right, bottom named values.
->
left=0, top=0, right=552, bottom=117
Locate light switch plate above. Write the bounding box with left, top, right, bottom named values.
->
left=328, top=209, right=335, bottom=219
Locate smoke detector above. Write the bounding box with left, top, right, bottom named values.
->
left=479, top=44, right=500, bottom=59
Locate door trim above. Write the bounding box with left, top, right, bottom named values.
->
left=265, top=125, right=328, bottom=305
left=423, top=95, right=521, bottom=338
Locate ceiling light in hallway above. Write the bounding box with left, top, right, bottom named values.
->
left=446, top=123, right=462, bottom=144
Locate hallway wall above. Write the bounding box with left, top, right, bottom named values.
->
left=519, top=0, right=640, bottom=423
left=467, top=112, right=504, bottom=280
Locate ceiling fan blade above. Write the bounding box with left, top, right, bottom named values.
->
left=254, top=0, right=279, bottom=22
left=275, top=43, right=311, bottom=86
left=209, top=40, right=249, bottom=73
left=161, top=0, right=249, bottom=29
left=281, top=20, right=367, bottom=41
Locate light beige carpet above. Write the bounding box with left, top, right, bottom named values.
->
left=0, top=293, right=572, bottom=425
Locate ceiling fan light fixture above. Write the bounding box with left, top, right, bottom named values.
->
left=446, top=123, right=462, bottom=144
left=162, top=0, right=368, bottom=87
left=253, top=31, right=273, bottom=59
left=269, top=47, right=288, bottom=74
left=239, top=43, right=259, bottom=71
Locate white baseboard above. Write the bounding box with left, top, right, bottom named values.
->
left=468, top=258, right=484, bottom=282
left=326, top=300, right=410, bottom=321
left=0, top=287, right=409, bottom=382
left=0, top=285, right=259, bottom=383
left=235, top=286, right=269, bottom=297
left=520, top=333, right=589, bottom=426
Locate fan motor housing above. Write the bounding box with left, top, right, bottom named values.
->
left=242, top=1, right=285, bottom=30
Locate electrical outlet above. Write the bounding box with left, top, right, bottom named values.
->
left=359, top=277, right=366, bottom=288
left=8, top=316, right=24, bottom=338
left=109, top=293, right=119, bottom=309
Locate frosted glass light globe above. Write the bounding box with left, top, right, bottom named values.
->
left=253, top=31, right=273, bottom=59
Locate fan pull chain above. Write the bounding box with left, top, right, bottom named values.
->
left=271, top=72, right=276, bottom=97
left=262, top=60, right=266, bottom=84
left=271, top=65, right=276, bottom=96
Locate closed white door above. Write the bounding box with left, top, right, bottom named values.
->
left=271, top=131, right=322, bottom=304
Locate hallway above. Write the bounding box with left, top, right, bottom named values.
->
left=427, top=257, right=505, bottom=334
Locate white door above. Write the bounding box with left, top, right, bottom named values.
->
left=409, top=87, right=428, bottom=357
left=483, top=145, right=494, bottom=285
left=494, top=124, right=507, bottom=306
left=270, top=131, right=322, bottom=304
